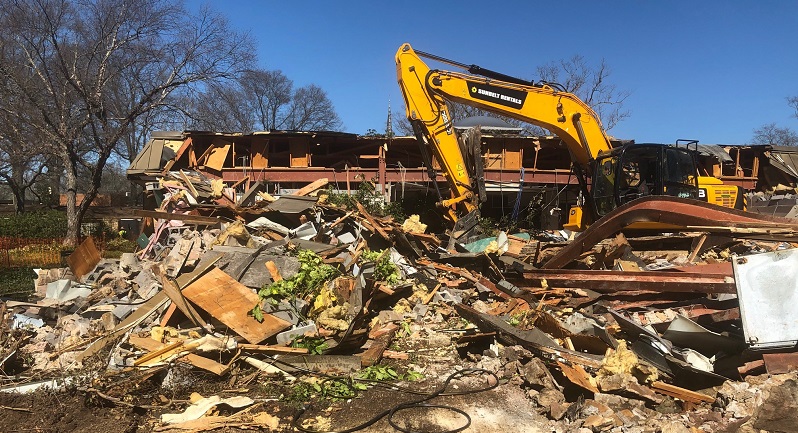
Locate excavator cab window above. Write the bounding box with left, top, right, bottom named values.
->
left=591, top=144, right=699, bottom=217
left=662, top=147, right=699, bottom=199
left=617, top=146, right=659, bottom=204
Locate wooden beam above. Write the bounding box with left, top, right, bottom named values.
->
left=292, top=178, right=329, bottom=196
left=650, top=381, right=715, bottom=404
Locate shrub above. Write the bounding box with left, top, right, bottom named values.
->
left=0, top=211, right=67, bottom=239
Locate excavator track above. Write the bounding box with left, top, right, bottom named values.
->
left=542, top=196, right=798, bottom=269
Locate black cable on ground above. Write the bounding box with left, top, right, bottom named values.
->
left=291, top=368, right=498, bottom=433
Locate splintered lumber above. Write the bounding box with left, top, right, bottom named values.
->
left=264, top=261, right=283, bottom=282
left=67, top=237, right=101, bottom=281
left=650, top=381, right=715, bottom=404
left=236, top=344, right=308, bottom=355
left=557, top=361, right=598, bottom=393
left=179, top=170, right=199, bottom=199
left=129, top=335, right=231, bottom=375
left=361, top=327, right=397, bottom=367
left=292, top=178, right=329, bottom=196
left=160, top=274, right=209, bottom=329
left=355, top=201, right=391, bottom=241
left=181, top=267, right=290, bottom=344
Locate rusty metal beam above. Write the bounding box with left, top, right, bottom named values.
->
left=218, top=168, right=579, bottom=186
left=543, top=196, right=798, bottom=269
left=512, top=268, right=736, bottom=294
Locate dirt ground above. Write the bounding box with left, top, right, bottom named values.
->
left=0, top=374, right=550, bottom=433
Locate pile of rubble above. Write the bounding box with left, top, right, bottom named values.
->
left=3, top=172, right=798, bottom=432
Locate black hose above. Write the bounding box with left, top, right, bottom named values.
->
left=291, top=368, right=498, bottom=433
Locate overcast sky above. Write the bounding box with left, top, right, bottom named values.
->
left=199, top=1, right=798, bottom=144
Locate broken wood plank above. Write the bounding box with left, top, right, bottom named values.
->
left=292, top=178, right=329, bottom=197
left=355, top=201, right=391, bottom=241
left=382, top=350, right=409, bottom=360
left=228, top=175, right=249, bottom=192
left=423, top=283, right=441, bottom=305
left=557, top=361, right=598, bottom=393
left=181, top=267, right=290, bottom=344
left=160, top=273, right=209, bottom=330
left=159, top=302, right=178, bottom=328
left=179, top=170, right=199, bottom=199
left=204, top=143, right=230, bottom=171
left=650, top=381, right=715, bottom=404
left=264, top=261, right=282, bottom=282
left=134, top=340, right=184, bottom=366
left=361, top=328, right=396, bottom=367
left=454, top=303, right=602, bottom=368
left=688, top=233, right=708, bottom=263
left=175, top=252, right=222, bottom=289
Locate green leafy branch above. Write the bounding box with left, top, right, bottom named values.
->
left=252, top=249, right=339, bottom=322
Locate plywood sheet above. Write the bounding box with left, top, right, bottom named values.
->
left=204, top=143, right=231, bottom=171
left=251, top=139, right=269, bottom=168
left=289, top=140, right=309, bottom=167
left=182, top=267, right=290, bottom=343
left=67, top=236, right=101, bottom=281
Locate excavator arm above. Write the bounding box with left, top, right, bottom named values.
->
left=396, top=43, right=613, bottom=224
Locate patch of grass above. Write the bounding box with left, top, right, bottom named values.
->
left=0, top=267, right=38, bottom=300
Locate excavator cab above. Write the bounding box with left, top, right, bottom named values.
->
left=591, top=143, right=699, bottom=218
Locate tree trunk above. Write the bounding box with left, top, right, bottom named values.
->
left=11, top=163, right=26, bottom=213
left=64, top=164, right=79, bottom=247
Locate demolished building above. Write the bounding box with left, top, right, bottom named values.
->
left=3, top=126, right=798, bottom=431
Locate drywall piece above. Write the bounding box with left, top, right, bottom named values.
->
left=45, top=279, right=91, bottom=303
left=266, top=195, right=317, bottom=214
left=276, top=321, right=317, bottom=345
left=246, top=216, right=290, bottom=235
left=181, top=267, right=290, bottom=343
left=733, top=249, right=798, bottom=350
left=66, top=236, right=101, bottom=281
left=12, top=314, right=44, bottom=329
left=290, top=221, right=317, bottom=240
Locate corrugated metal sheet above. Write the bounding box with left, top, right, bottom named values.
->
left=767, top=146, right=798, bottom=180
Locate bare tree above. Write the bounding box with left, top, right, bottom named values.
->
left=537, top=55, right=630, bottom=131
left=0, top=123, right=48, bottom=213
left=789, top=96, right=798, bottom=119
left=190, top=81, right=255, bottom=132
left=189, top=68, right=342, bottom=132
left=752, top=123, right=798, bottom=146
left=241, top=69, right=293, bottom=130
left=285, top=84, right=342, bottom=131
left=0, top=0, right=254, bottom=245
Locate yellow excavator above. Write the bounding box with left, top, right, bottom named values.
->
left=395, top=43, right=743, bottom=237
